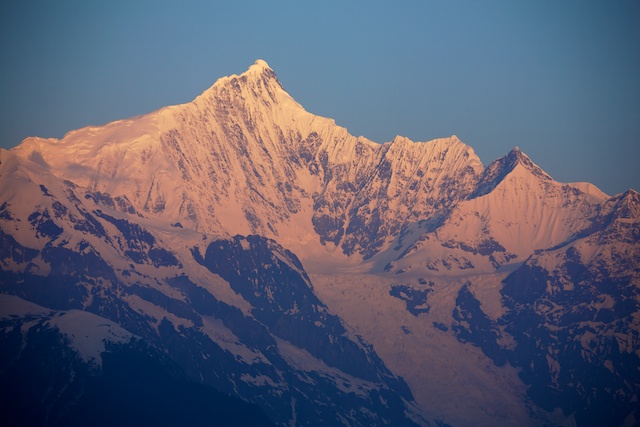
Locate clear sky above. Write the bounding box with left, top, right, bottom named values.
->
left=1, top=1, right=639, bottom=195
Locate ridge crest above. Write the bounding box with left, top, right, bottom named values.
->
left=471, top=147, right=552, bottom=198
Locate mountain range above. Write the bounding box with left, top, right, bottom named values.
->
left=1, top=59, right=638, bottom=426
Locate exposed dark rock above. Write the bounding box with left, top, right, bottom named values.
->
left=389, top=283, right=432, bottom=316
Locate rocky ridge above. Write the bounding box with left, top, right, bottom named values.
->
left=2, top=60, right=639, bottom=427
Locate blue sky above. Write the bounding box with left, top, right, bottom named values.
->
left=1, top=1, right=639, bottom=194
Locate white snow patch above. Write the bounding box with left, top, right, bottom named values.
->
left=275, top=336, right=375, bottom=397
left=200, top=316, right=270, bottom=365
left=0, top=295, right=135, bottom=369
left=45, top=310, right=134, bottom=368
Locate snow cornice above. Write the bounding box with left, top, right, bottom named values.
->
left=247, top=59, right=273, bottom=74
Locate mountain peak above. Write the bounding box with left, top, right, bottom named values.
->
left=241, top=58, right=278, bottom=83
left=249, top=59, right=272, bottom=72
left=194, top=59, right=284, bottom=109
left=472, top=147, right=552, bottom=198
left=609, top=188, right=640, bottom=219
left=505, top=146, right=527, bottom=162
left=497, top=146, right=548, bottom=176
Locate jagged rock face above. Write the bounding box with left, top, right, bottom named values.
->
left=0, top=152, right=421, bottom=426
left=451, top=189, right=640, bottom=427
left=192, top=234, right=408, bottom=387
left=388, top=148, right=609, bottom=274
left=12, top=60, right=482, bottom=259
left=334, top=136, right=482, bottom=259
left=2, top=60, right=639, bottom=427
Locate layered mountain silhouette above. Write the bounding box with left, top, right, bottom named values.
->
left=1, top=60, right=638, bottom=426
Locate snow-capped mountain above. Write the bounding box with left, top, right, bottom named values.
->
left=1, top=60, right=638, bottom=426
left=0, top=147, right=420, bottom=426
left=11, top=60, right=482, bottom=262
left=387, top=147, right=609, bottom=275
left=451, top=188, right=640, bottom=426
